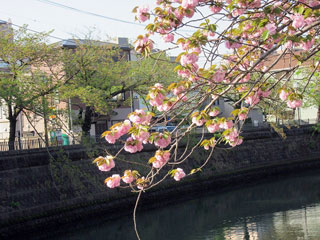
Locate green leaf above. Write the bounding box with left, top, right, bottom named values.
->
left=298, top=6, right=304, bottom=15
left=148, top=157, right=156, bottom=164
left=261, top=30, right=269, bottom=41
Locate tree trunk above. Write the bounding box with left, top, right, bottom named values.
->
left=8, top=118, right=17, bottom=151
left=317, top=105, right=320, bottom=123
left=42, top=97, right=49, bottom=146
left=81, top=106, right=93, bottom=141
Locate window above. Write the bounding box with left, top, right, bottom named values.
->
left=0, top=60, right=9, bottom=68
left=111, top=93, right=125, bottom=101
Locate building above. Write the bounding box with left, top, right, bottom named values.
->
left=59, top=37, right=142, bottom=138
left=265, top=49, right=318, bottom=123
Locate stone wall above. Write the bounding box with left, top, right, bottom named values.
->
left=0, top=125, right=319, bottom=238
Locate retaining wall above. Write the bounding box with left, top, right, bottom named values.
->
left=0, top=125, right=319, bottom=238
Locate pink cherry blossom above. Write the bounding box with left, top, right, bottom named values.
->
left=135, top=36, right=153, bottom=53
left=122, top=170, right=136, bottom=184
left=181, top=0, right=199, bottom=9
left=290, top=14, right=305, bottom=29
left=137, top=5, right=150, bottom=22
left=192, top=47, right=201, bottom=54
left=124, top=137, right=143, bottom=153
left=174, top=168, right=186, bottom=181
left=225, top=41, right=242, bottom=49
left=149, top=94, right=165, bottom=107
left=230, top=138, right=243, bottom=147
left=174, top=8, right=184, bottom=21
left=97, top=156, right=115, bottom=172
left=284, top=40, right=293, bottom=49
left=172, top=85, right=185, bottom=95
left=192, top=116, right=206, bottom=126
left=213, top=69, right=225, bottom=83
left=180, top=53, right=198, bottom=66
left=225, top=129, right=239, bottom=142
left=178, top=40, right=191, bottom=50
left=220, top=120, right=233, bottom=129
left=153, top=150, right=170, bottom=168
left=177, top=69, right=191, bottom=78
left=106, top=174, right=121, bottom=188
left=209, top=5, right=222, bottom=14
left=105, top=133, right=117, bottom=144
left=132, top=131, right=150, bottom=142
left=239, top=113, right=247, bottom=121
left=305, top=17, right=316, bottom=25
left=162, top=33, right=174, bottom=42
left=154, top=133, right=171, bottom=148
left=207, top=123, right=220, bottom=133
left=239, top=74, right=250, bottom=83
left=279, top=90, right=289, bottom=101
left=157, top=101, right=174, bottom=112
left=260, top=90, right=271, bottom=98
left=287, top=99, right=302, bottom=109
left=129, top=109, right=152, bottom=125
left=301, top=39, right=314, bottom=51
left=265, top=23, right=277, bottom=35
left=114, top=120, right=131, bottom=137
left=245, top=94, right=260, bottom=106
left=232, top=9, right=244, bottom=18
left=209, top=108, right=220, bottom=117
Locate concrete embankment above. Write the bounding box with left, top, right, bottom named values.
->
left=0, top=125, right=319, bottom=239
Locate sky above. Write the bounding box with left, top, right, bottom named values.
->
left=1, top=0, right=181, bottom=54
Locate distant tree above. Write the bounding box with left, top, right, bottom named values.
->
left=0, top=26, right=66, bottom=150
left=296, top=68, right=320, bottom=122
left=61, top=39, right=178, bottom=139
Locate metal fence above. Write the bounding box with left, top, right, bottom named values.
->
left=0, top=120, right=318, bottom=152
left=0, top=138, right=47, bottom=151
left=0, top=138, right=75, bottom=151
left=276, top=118, right=318, bottom=126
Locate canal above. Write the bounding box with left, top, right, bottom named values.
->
left=51, top=170, right=320, bottom=240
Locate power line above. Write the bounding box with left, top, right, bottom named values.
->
left=0, top=19, right=65, bottom=41
left=35, top=0, right=195, bottom=33
left=35, top=0, right=146, bottom=27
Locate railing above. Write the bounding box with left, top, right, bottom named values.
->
left=277, top=118, right=318, bottom=126
left=0, top=137, right=78, bottom=151
left=0, top=138, right=47, bottom=151
left=0, top=120, right=318, bottom=152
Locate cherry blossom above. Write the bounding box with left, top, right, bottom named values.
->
left=124, top=137, right=144, bottom=153
left=137, top=5, right=150, bottom=22
left=95, top=0, right=319, bottom=196
left=173, top=168, right=186, bottom=181
left=154, top=133, right=171, bottom=148
left=162, top=33, right=174, bottom=43
left=287, top=99, right=302, bottom=109
left=207, top=123, right=220, bottom=133
left=105, top=174, right=121, bottom=189
left=152, top=150, right=170, bottom=168
left=208, top=108, right=220, bottom=117
left=122, top=170, right=136, bottom=184
left=94, top=156, right=115, bottom=172
left=279, top=90, right=289, bottom=101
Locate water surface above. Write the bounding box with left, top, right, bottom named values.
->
left=53, top=171, right=320, bottom=240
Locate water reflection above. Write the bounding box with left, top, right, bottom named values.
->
left=54, top=171, right=320, bottom=240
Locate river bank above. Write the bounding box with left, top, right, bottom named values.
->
left=0, top=125, right=319, bottom=239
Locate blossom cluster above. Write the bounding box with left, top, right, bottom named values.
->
left=95, top=0, right=320, bottom=191
left=279, top=89, right=302, bottom=109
